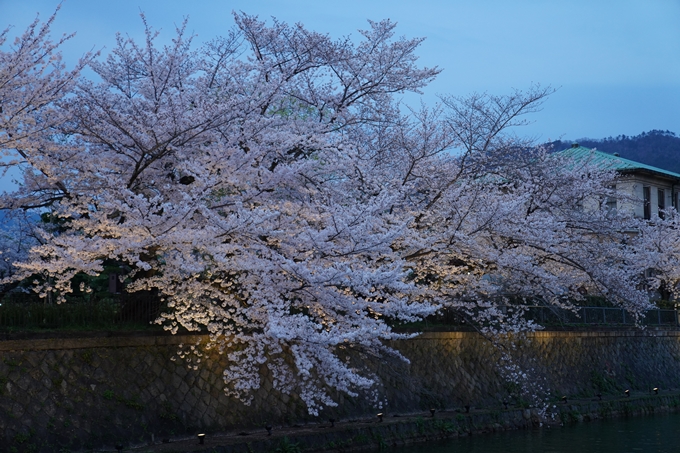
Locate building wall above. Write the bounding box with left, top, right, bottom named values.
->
left=616, top=175, right=674, bottom=218
left=2, top=331, right=680, bottom=451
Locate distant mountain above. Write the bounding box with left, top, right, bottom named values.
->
left=546, top=130, right=680, bottom=174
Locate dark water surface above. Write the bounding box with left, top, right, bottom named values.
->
left=402, top=412, right=680, bottom=453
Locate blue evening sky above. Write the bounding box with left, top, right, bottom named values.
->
left=1, top=0, right=679, bottom=145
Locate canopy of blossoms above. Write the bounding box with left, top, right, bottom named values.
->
left=1, top=10, right=673, bottom=414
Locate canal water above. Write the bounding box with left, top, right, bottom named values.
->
left=402, top=412, right=680, bottom=453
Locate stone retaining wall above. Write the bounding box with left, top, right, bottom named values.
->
left=1, top=330, right=680, bottom=452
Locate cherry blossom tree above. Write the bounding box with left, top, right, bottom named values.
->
left=2, top=13, right=442, bottom=413
left=0, top=7, right=91, bottom=206
left=0, top=12, right=671, bottom=414
left=0, top=8, right=91, bottom=293
left=396, top=91, right=657, bottom=330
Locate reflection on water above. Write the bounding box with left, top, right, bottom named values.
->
left=403, top=412, right=680, bottom=453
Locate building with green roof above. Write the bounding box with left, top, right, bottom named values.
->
left=559, top=144, right=680, bottom=219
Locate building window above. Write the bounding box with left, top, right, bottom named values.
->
left=658, top=188, right=665, bottom=220
left=605, top=196, right=617, bottom=212
left=643, top=186, right=651, bottom=220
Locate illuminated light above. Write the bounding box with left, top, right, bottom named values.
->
left=377, top=413, right=383, bottom=422
left=197, top=433, right=205, bottom=444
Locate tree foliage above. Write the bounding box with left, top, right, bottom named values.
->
left=0, top=11, right=675, bottom=414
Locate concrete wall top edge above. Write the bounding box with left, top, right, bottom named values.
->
left=2, top=330, right=678, bottom=351
left=414, top=330, right=680, bottom=340
left=0, top=334, right=206, bottom=351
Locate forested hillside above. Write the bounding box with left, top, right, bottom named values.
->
left=547, top=130, right=680, bottom=173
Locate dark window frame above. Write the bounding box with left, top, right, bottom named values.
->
left=658, top=188, right=665, bottom=220
left=643, top=186, right=651, bottom=220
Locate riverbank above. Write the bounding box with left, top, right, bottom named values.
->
left=123, top=390, right=680, bottom=452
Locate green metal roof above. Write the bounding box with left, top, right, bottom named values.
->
left=558, top=145, right=680, bottom=182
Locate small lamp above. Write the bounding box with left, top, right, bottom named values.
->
left=625, top=390, right=630, bottom=398
left=653, top=387, right=659, bottom=395
left=561, top=396, right=568, bottom=404
left=430, top=408, right=436, bottom=417
left=377, top=413, right=384, bottom=422
left=197, top=433, right=205, bottom=445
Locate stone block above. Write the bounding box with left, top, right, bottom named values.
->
left=14, top=373, right=35, bottom=392
left=176, top=380, right=190, bottom=399
left=10, top=402, right=25, bottom=419
left=175, top=365, right=188, bottom=379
